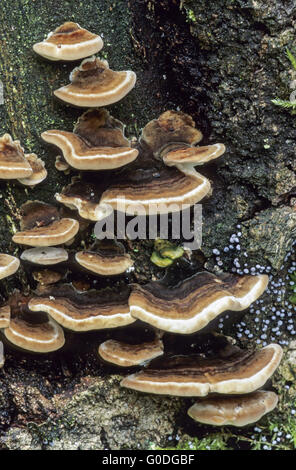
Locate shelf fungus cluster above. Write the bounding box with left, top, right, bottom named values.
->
left=0, top=134, right=47, bottom=186
left=0, top=28, right=283, bottom=432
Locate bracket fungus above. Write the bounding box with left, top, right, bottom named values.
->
left=75, top=250, right=133, bottom=276
left=129, top=271, right=269, bottom=334
left=121, top=343, right=283, bottom=397
left=0, top=254, right=20, bottom=279
left=0, top=134, right=33, bottom=179
left=42, top=109, right=138, bottom=171
left=33, top=22, right=103, bottom=61
left=21, top=247, right=69, bottom=266
left=54, top=57, right=136, bottom=107
left=2, top=294, right=65, bottom=353
left=12, top=201, right=79, bottom=247
left=18, top=154, right=47, bottom=187
left=28, top=284, right=135, bottom=332
left=98, top=338, right=164, bottom=367
left=187, top=391, right=278, bottom=427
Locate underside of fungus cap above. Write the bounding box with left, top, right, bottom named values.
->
left=33, top=22, right=103, bottom=61
left=0, top=254, right=20, bottom=280
left=75, top=250, right=133, bottom=276
left=140, top=110, right=203, bottom=158
left=187, top=391, right=278, bottom=427
left=0, top=134, right=33, bottom=179
left=18, top=154, right=47, bottom=186
left=54, top=56, right=136, bottom=107
left=21, top=247, right=69, bottom=265
left=0, top=305, right=10, bottom=328
left=98, top=338, right=164, bottom=367
left=163, top=143, right=226, bottom=166
left=121, top=343, right=283, bottom=397
left=12, top=201, right=79, bottom=247
left=99, top=165, right=211, bottom=216
left=28, top=284, right=135, bottom=331
left=3, top=293, right=65, bottom=353
left=129, top=271, right=269, bottom=334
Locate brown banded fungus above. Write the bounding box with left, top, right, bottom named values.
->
left=129, top=271, right=269, bottom=334
left=54, top=57, right=136, bottom=107
left=28, top=284, right=135, bottom=331
left=33, top=22, right=103, bottom=61
left=187, top=391, right=278, bottom=427
left=3, top=294, right=65, bottom=353
left=0, top=134, right=33, bottom=179
left=12, top=201, right=79, bottom=247
left=75, top=250, right=133, bottom=276
left=18, top=154, right=47, bottom=187
left=121, top=343, right=283, bottom=397
left=0, top=254, right=20, bottom=279
left=98, top=338, right=164, bottom=367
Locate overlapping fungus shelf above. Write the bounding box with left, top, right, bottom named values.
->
left=121, top=343, right=283, bottom=397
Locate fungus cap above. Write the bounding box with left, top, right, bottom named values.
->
left=140, top=110, right=203, bottom=157
left=28, top=285, right=135, bottom=331
left=13, top=218, right=79, bottom=247
left=129, top=272, right=269, bottom=334
left=54, top=57, right=136, bottom=107
left=99, top=165, right=211, bottom=216
left=41, top=130, right=138, bottom=170
left=4, top=313, right=65, bottom=353
left=0, top=134, right=33, bottom=179
left=21, top=247, right=69, bottom=265
left=18, top=154, right=47, bottom=186
left=75, top=251, right=133, bottom=276
left=163, top=143, right=226, bottom=166
left=33, top=22, right=103, bottom=61
left=98, top=338, right=164, bottom=367
left=121, top=344, right=283, bottom=397
left=0, top=254, right=20, bottom=280
left=187, top=391, right=278, bottom=427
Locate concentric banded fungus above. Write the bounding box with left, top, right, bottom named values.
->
left=98, top=338, right=164, bottom=367
left=42, top=108, right=138, bottom=171
left=121, top=344, right=283, bottom=396
left=140, top=111, right=203, bottom=158
left=28, top=284, right=135, bottom=331
left=33, top=22, right=103, bottom=61
left=0, top=134, right=33, bottom=179
left=129, top=272, right=269, bottom=334
left=3, top=294, right=65, bottom=353
left=98, top=165, right=211, bottom=216
left=54, top=57, right=137, bottom=107
left=18, top=154, right=47, bottom=187
left=75, top=251, right=133, bottom=276
left=163, top=144, right=226, bottom=166
left=0, top=305, right=10, bottom=328
left=12, top=201, right=79, bottom=247
left=21, top=247, right=69, bottom=265
left=0, top=254, right=20, bottom=279
left=187, top=391, right=278, bottom=427
left=55, top=180, right=110, bottom=221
